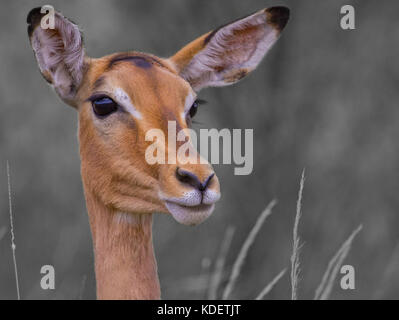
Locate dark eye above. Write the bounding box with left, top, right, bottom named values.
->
left=91, top=96, right=118, bottom=117
left=189, top=100, right=199, bottom=118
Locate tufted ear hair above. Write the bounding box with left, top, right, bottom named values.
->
left=27, top=7, right=87, bottom=107
left=169, top=7, right=290, bottom=91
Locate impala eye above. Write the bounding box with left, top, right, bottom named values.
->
left=91, top=96, right=118, bottom=117
left=188, top=99, right=206, bottom=119
left=189, top=100, right=199, bottom=118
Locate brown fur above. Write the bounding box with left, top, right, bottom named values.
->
left=77, top=56, right=218, bottom=298
left=27, top=6, right=289, bottom=300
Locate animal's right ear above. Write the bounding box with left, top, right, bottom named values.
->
left=27, top=7, right=86, bottom=107
left=169, top=7, right=289, bottom=92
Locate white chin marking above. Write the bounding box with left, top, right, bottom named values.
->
left=165, top=201, right=215, bottom=226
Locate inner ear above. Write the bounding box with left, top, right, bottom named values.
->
left=27, top=7, right=86, bottom=107
left=169, top=7, right=290, bottom=91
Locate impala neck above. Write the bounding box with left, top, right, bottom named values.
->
left=84, top=190, right=161, bottom=300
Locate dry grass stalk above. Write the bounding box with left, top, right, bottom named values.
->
left=255, top=268, right=287, bottom=300
left=208, top=226, right=236, bottom=299
left=222, top=199, right=277, bottom=300
left=7, top=161, right=20, bottom=300
left=291, top=170, right=305, bottom=300
left=314, top=225, right=362, bottom=300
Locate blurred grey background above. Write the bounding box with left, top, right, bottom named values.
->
left=0, top=0, right=398, bottom=300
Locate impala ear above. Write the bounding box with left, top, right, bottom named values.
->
left=27, top=7, right=86, bottom=107
left=169, top=7, right=289, bottom=91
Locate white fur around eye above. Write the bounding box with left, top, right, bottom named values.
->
left=114, top=88, right=142, bottom=120
left=181, top=91, right=196, bottom=122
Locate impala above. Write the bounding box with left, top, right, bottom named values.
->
left=27, top=6, right=289, bottom=299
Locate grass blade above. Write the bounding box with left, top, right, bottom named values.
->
left=291, top=170, right=305, bottom=300
left=222, top=199, right=277, bottom=300
left=256, top=268, right=287, bottom=300
left=208, top=226, right=235, bottom=300
left=7, top=161, right=20, bottom=300
left=314, top=225, right=362, bottom=300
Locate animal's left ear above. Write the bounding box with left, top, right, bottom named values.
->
left=27, top=7, right=86, bottom=107
left=169, top=7, right=289, bottom=91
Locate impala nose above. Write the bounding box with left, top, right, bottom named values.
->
left=176, top=167, right=214, bottom=192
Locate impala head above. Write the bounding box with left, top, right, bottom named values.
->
left=27, top=7, right=289, bottom=226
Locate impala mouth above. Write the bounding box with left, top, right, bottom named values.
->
left=165, top=200, right=215, bottom=226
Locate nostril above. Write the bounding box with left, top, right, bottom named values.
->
left=176, top=167, right=201, bottom=189
left=176, top=167, right=214, bottom=192
left=199, top=173, right=214, bottom=192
